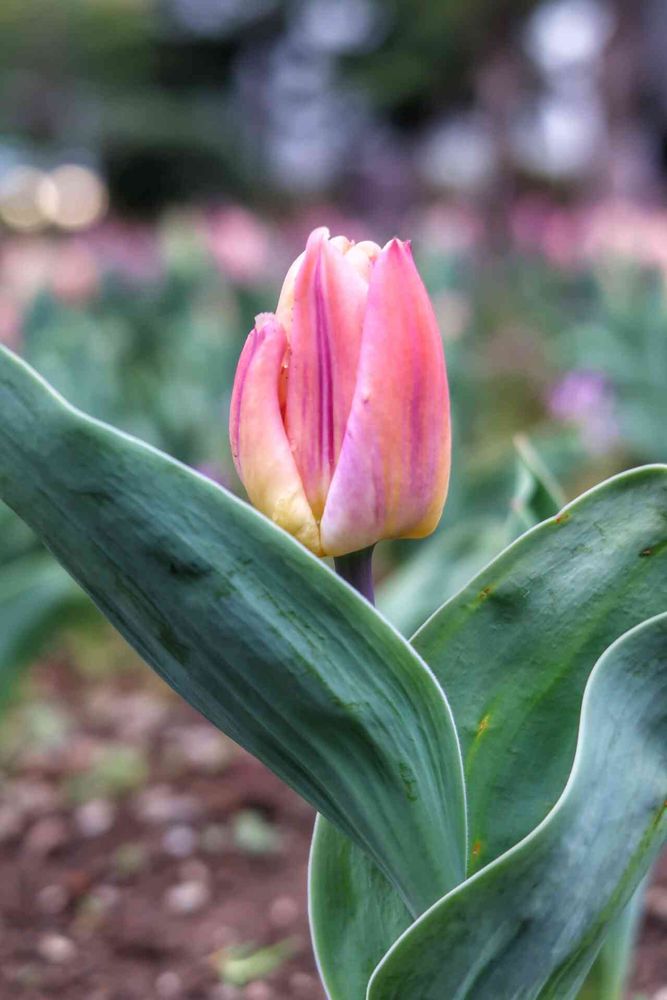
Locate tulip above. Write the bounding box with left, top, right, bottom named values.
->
left=229, top=227, right=450, bottom=559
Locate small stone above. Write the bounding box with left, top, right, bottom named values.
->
left=167, top=725, right=231, bottom=772
left=10, top=780, right=60, bottom=817
left=165, top=880, right=210, bottom=914
left=269, top=896, right=299, bottom=929
left=36, top=884, right=69, bottom=915
left=75, top=799, right=116, bottom=838
left=87, top=691, right=167, bottom=741
left=25, top=817, right=68, bottom=857
left=37, top=934, right=77, bottom=964
left=135, top=785, right=200, bottom=824
left=244, top=983, right=272, bottom=1000
left=156, top=971, right=183, bottom=998
left=162, top=824, right=197, bottom=858
left=289, top=972, right=319, bottom=995
left=209, top=987, right=241, bottom=1000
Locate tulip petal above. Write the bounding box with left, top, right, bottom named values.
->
left=321, top=239, right=450, bottom=556
left=230, top=315, right=321, bottom=554
left=284, top=228, right=369, bottom=520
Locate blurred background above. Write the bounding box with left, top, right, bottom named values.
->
left=0, top=1, right=666, bottom=997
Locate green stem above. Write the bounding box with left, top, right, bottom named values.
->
left=334, top=546, right=376, bottom=605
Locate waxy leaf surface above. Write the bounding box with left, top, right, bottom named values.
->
left=0, top=347, right=466, bottom=916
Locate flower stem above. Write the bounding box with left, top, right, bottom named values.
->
left=334, top=546, right=375, bottom=606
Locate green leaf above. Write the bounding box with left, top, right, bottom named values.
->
left=368, top=613, right=667, bottom=999
left=309, top=814, right=413, bottom=1000
left=377, top=517, right=508, bottom=638
left=577, top=880, right=647, bottom=1000
left=308, top=464, right=667, bottom=998
left=0, top=346, right=466, bottom=917
left=505, top=433, right=565, bottom=536
left=414, top=463, right=667, bottom=870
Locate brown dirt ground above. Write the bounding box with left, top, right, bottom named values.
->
left=0, top=643, right=664, bottom=1000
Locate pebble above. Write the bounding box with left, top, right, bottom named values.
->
left=135, top=785, right=200, bottom=824
left=165, top=880, right=210, bottom=914
left=162, top=824, right=198, bottom=858
left=209, top=987, right=241, bottom=1000
left=289, top=972, right=319, bottom=995
left=10, top=780, right=60, bottom=817
left=24, top=817, right=69, bottom=857
left=166, top=725, right=231, bottom=772
left=36, top=884, right=70, bottom=915
left=75, top=798, right=116, bottom=838
left=37, top=934, right=77, bottom=964
left=87, top=691, right=167, bottom=740
left=155, top=971, right=183, bottom=998
left=244, top=983, right=272, bottom=1000
left=269, top=896, right=299, bottom=928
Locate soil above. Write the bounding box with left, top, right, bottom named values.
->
left=0, top=640, right=664, bottom=1000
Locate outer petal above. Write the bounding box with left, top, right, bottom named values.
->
left=284, top=228, right=369, bottom=520
left=230, top=314, right=321, bottom=553
left=320, top=239, right=450, bottom=556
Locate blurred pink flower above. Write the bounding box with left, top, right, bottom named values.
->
left=206, top=206, right=273, bottom=284
left=412, top=202, right=482, bottom=257
left=87, top=220, right=163, bottom=283
left=580, top=201, right=667, bottom=272
left=511, top=197, right=583, bottom=267
left=50, top=241, right=100, bottom=306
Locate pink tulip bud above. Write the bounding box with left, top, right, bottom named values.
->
left=229, top=227, right=450, bottom=557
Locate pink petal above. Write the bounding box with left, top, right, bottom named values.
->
left=230, top=314, right=321, bottom=553
left=320, top=239, right=450, bottom=556
left=284, top=228, right=369, bottom=520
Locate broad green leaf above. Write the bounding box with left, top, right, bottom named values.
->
left=577, top=879, right=647, bottom=1000
left=0, top=346, right=466, bottom=916
left=308, top=464, right=667, bottom=998
left=414, top=463, right=667, bottom=870
left=309, top=814, right=412, bottom=1000
left=377, top=517, right=508, bottom=638
left=368, top=613, right=667, bottom=999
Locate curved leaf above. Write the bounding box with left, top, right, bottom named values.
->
left=309, top=814, right=412, bottom=1000
left=0, top=346, right=466, bottom=916
left=414, top=463, right=667, bottom=870
left=308, top=464, right=667, bottom=997
left=368, top=613, right=667, bottom=999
